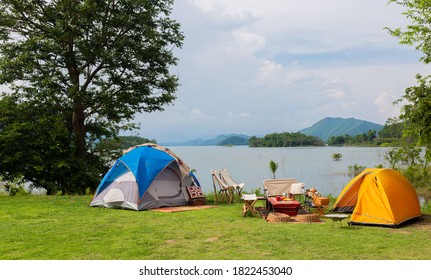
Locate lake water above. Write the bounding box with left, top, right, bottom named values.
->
left=168, top=146, right=391, bottom=197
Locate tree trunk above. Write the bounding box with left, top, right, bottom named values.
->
left=72, top=98, right=87, bottom=161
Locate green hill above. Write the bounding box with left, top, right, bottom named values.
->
left=218, top=135, right=250, bottom=146
left=161, top=134, right=250, bottom=146
left=299, top=117, right=383, bottom=142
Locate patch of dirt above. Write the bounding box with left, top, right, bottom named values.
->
left=206, top=237, right=219, bottom=242
left=408, top=214, right=431, bottom=230
left=206, top=234, right=223, bottom=242
left=392, top=214, right=431, bottom=233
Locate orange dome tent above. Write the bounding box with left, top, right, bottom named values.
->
left=332, top=168, right=421, bottom=227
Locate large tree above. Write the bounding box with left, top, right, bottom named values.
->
left=0, top=0, right=183, bottom=193
left=387, top=0, right=431, bottom=162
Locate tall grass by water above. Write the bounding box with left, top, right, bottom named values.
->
left=1, top=195, right=430, bottom=260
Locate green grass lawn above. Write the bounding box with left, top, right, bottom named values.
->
left=1, top=195, right=430, bottom=260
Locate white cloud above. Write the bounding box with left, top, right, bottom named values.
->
left=189, top=108, right=211, bottom=120
left=324, top=78, right=348, bottom=100
left=256, top=60, right=284, bottom=84
left=187, top=0, right=409, bottom=55
left=228, top=112, right=251, bottom=118
left=374, top=91, right=402, bottom=119
left=132, top=0, right=426, bottom=142
left=328, top=89, right=345, bottom=100
left=222, top=30, right=266, bottom=56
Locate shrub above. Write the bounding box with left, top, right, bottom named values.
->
left=4, top=176, right=27, bottom=196
left=332, top=153, right=342, bottom=161
left=348, top=164, right=366, bottom=177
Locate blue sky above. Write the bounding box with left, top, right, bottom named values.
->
left=134, top=0, right=429, bottom=142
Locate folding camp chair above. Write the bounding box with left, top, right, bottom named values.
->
left=263, top=178, right=303, bottom=209
left=262, top=178, right=299, bottom=197
left=289, top=182, right=305, bottom=204
left=219, top=168, right=244, bottom=198
left=211, top=169, right=235, bottom=204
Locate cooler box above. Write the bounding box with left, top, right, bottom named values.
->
left=267, top=197, right=301, bottom=216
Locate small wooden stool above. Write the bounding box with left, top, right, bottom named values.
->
left=241, top=194, right=258, bottom=217
left=311, top=196, right=329, bottom=216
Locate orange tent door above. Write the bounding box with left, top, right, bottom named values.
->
left=350, top=173, right=395, bottom=226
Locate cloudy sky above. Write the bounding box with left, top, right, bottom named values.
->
left=135, top=0, right=428, bottom=142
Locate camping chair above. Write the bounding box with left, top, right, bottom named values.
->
left=289, top=182, right=305, bottom=204
left=211, top=169, right=235, bottom=204
left=262, top=178, right=299, bottom=197
left=219, top=168, right=244, bottom=198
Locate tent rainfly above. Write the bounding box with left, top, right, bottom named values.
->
left=332, top=168, right=421, bottom=227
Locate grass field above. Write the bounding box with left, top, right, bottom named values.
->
left=0, top=195, right=430, bottom=260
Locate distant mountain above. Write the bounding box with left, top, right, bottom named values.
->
left=160, top=134, right=250, bottom=146
left=299, top=117, right=383, bottom=142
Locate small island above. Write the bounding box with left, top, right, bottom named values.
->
left=249, top=132, right=324, bottom=147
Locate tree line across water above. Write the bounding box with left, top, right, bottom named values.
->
left=248, top=118, right=403, bottom=147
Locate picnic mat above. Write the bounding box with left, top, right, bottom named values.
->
left=150, top=205, right=216, bottom=213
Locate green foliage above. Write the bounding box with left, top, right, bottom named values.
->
left=348, top=164, right=366, bottom=177
left=421, top=199, right=431, bottom=213
left=387, top=0, right=431, bottom=64
left=387, top=1, right=431, bottom=168
left=327, top=118, right=405, bottom=147
left=396, top=74, right=431, bottom=161
left=269, top=160, right=279, bottom=179
left=377, top=118, right=404, bottom=145
left=0, top=0, right=182, bottom=194
left=383, top=143, right=425, bottom=170
left=94, top=135, right=156, bottom=160
left=401, top=165, right=431, bottom=195
left=3, top=176, right=27, bottom=196
left=0, top=96, right=101, bottom=194
left=327, top=130, right=377, bottom=146
left=390, top=146, right=430, bottom=194
left=384, top=148, right=404, bottom=169
left=117, top=136, right=156, bottom=150
left=332, top=153, right=342, bottom=161
left=249, top=132, right=324, bottom=147
left=250, top=187, right=265, bottom=196
left=384, top=141, right=431, bottom=194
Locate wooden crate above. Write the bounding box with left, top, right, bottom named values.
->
left=312, top=196, right=329, bottom=206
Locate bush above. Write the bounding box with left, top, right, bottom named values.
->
left=399, top=165, right=431, bottom=195
left=4, top=177, right=27, bottom=196
left=348, top=164, right=366, bottom=177
left=332, top=153, right=342, bottom=161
